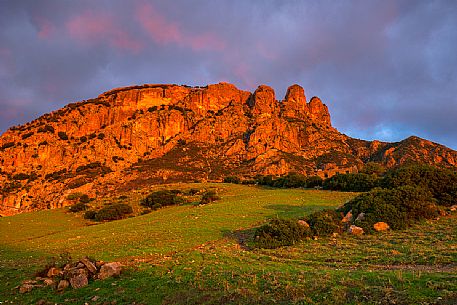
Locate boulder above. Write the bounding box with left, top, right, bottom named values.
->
left=46, top=267, right=61, bottom=277
left=348, top=225, right=364, bottom=235
left=57, top=279, right=69, bottom=291
left=355, top=212, right=365, bottom=222
left=69, top=274, right=88, bottom=289
left=373, top=222, right=390, bottom=232
left=98, top=262, right=122, bottom=280
left=68, top=267, right=89, bottom=289
left=342, top=210, right=353, bottom=223
left=19, top=284, right=34, bottom=294
left=80, top=257, right=97, bottom=273
left=297, top=220, right=310, bottom=228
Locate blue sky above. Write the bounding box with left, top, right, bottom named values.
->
left=1, top=0, right=456, bottom=149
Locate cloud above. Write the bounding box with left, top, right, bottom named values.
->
left=65, top=10, right=144, bottom=53
left=0, top=0, right=456, bottom=150
left=136, top=2, right=225, bottom=51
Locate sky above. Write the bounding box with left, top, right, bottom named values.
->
left=1, top=0, right=456, bottom=149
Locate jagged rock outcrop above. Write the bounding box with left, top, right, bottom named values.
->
left=0, top=82, right=456, bottom=216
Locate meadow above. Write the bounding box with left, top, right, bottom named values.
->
left=0, top=183, right=455, bottom=304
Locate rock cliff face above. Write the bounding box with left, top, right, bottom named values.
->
left=1, top=82, right=456, bottom=215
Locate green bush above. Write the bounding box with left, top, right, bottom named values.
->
left=67, top=192, right=83, bottom=200
left=339, top=186, right=438, bottom=232
left=141, top=190, right=185, bottom=210
left=79, top=194, right=90, bottom=203
left=381, top=164, right=457, bottom=207
left=306, top=209, right=342, bottom=236
left=200, top=191, right=220, bottom=205
left=69, top=202, right=88, bottom=213
left=323, top=173, right=379, bottom=192
left=83, top=210, right=97, bottom=220
left=57, top=131, right=68, bottom=140
left=254, top=218, right=312, bottom=249
left=223, top=176, right=241, bottom=184
left=95, top=203, right=133, bottom=221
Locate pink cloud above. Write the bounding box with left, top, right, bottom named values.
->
left=136, top=3, right=225, bottom=51
left=33, top=16, right=56, bottom=39
left=65, top=11, right=143, bottom=53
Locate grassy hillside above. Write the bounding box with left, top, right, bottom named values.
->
left=0, top=184, right=455, bottom=304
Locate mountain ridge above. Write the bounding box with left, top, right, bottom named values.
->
left=1, top=82, right=456, bottom=216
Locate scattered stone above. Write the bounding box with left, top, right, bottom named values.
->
left=57, top=279, right=70, bottom=291
left=19, top=284, right=34, bottom=294
left=96, top=261, right=105, bottom=268
left=81, top=257, right=97, bottom=273
left=297, top=220, right=309, bottom=228
left=373, top=222, right=390, bottom=232
left=391, top=250, right=401, bottom=255
left=76, top=262, right=85, bottom=268
left=348, top=225, right=364, bottom=235
left=69, top=274, right=88, bottom=289
left=47, top=267, right=61, bottom=277
left=99, top=262, right=122, bottom=280
left=450, top=205, right=457, bottom=212
left=342, top=210, right=353, bottom=223
left=43, top=278, right=55, bottom=286
left=355, top=213, right=365, bottom=222
left=91, top=296, right=100, bottom=302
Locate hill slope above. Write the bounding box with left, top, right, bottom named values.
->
left=1, top=82, right=456, bottom=215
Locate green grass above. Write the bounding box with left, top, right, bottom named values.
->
left=0, top=183, right=455, bottom=304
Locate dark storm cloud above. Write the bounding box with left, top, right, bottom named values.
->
left=0, top=0, right=456, bottom=149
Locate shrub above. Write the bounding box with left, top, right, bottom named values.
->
left=223, top=176, right=241, bottom=184
left=69, top=202, right=88, bottom=213
left=339, top=186, right=438, bottom=232
left=323, top=173, right=379, bottom=192
left=200, top=191, right=220, bottom=205
left=12, top=173, right=30, bottom=180
left=306, top=209, right=342, bottom=236
left=21, top=132, right=34, bottom=140
left=1, top=142, right=15, bottom=150
left=97, top=133, right=105, bottom=140
left=95, top=204, right=133, bottom=221
left=141, top=190, right=185, bottom=210
left=255, top=218, right=312, bottom=249
left=306, top=176, right=323, bottom=188
left=67, top=178, right=88, bottom=189
left=84, top=210, right=97, bottom=220
left=67, top=192, right=83, bottom=200
left=58, top=131, right=68, bottom=140
left=79, top=194, right=90, bottom=203
left=37, top=125, right=55, bottom=133
left=381, top=164, right=457, bottom=207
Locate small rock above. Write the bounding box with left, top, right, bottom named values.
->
left=69, top=274, right=88, bottom=289
left=348, top=225, right=364, bottom=235
left=355, top=212, right=365, bottom=222
left=391, top=250, right=401, bottom=255
left=46, top=267, right=61, bottom=277
left=36, top=299, right=46, bottom=305
left=342, top=210, right=353, bottom=223
left=96, top=261, right=105, bottom=268
left=76, top=262, right=85, bottom=269
left=99, top=262, right=122, bottom=280
left=449, top=205, right=457, bottom=212
left=43, top=278, right=55, bottom=286
left=22, top=279, right=37, bottom=285
left=81, top=257, right=97, bottom=273
left=373, top=222, right=390, bottom=232
left=297, top=220, right=309, bottom=228
left=91, top=296, right=100, bottom=302
left=57, top=279, right=70, bottom=291
left=19, top=284, right=34, bottom=294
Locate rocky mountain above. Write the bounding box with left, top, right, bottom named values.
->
left=1, top=82, right=456, bottom=215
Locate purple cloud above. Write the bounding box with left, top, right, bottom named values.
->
left=0, top=0, right=456, bottom=149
